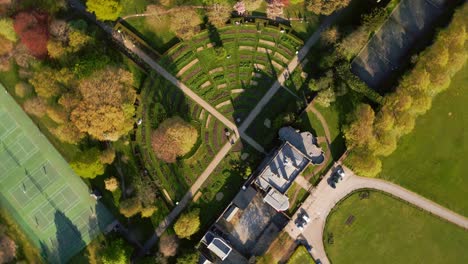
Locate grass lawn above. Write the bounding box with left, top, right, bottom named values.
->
left=124, top=16, right=178, bottom=54
left=325, top=191, right=468, bottom=264
left=287, top=245, right=315, bottom=264
left=379, top=65, right=468, bottom=216
left=297, top=91, right=357, bottom=161
left=286, top=182, right=309, bottom=216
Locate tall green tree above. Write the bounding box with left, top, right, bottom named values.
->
left=86, top=0, right=122, bottom=21
left=174, top=209, right=201, bottom=239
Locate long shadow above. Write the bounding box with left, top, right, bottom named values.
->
left=50, top=211, right=87, bottom=263
left=137, top=73, right=193, bottom=202
left=204, top=16, right=223, bottom=48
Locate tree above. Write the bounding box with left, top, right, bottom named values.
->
left=70, top=67, right=136, bottom=141
left=68, top=29, right=92, bottom=51
left=234, top=1, right=246, bottom=15
left=337, top=27, right=368, bottom=59
left=46, top=105, right=68, bottom=124
left=50, top=122, right=85, bottom=144
left=306, top=0, right=351, bottom=15
left=145, top=5, right=168, bottom=25
left=101, top=238, right=131, bottom=264
left=151, top=116, right=198, bottom=163
left=0, top=234, right=16, bottom=263
left=30, top=68, right=60, bottom=98
left=14, top=82, right=32, bottom=98
left=86, top=0, right=122, bottom=21
left=207, top=2, right=232, bottom=28
left=0, top=36, right=13, bottom=64
left=372, top=131, right=397, bottom=157
left=159, top=234, right=179, bottom=257
left=100, top=148, right=116, bottom=164
left=119, top=197, right=142, bottom=218
left=70, top=148, right=106, bottom=178
left=343, top=104, right=376, bottom=149
left=0, top=18, right=17, bottom=42
left=170, top=7, right=201, bottom=40
left=30, top=67, right=74, bottom=98
left=267, top=0, right=284, bottom=19
left=104, top=177, right=119, bottom=192
left=13, top=11, right=49, bottom=59
left=23, top=97, right=47, bottom=117
left=362, top=8, right=388, bottom=33
left=47, top=39, right=67, bottom=59
left=315, top=87, right=336, bottom=107
left=321, top=26, right=339, bottom=45
left=176, top=250, right=199, bottom=264
left=49, top=19, right=69, bottom=42
left=346, top=148, right=382, bottom=177
left=140, top=206, right=157, bottom=218
left=174, top=209, right=200, bottom=239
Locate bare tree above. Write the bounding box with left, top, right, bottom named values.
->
left=207, top=2, right=232, bottom=28
left=159, top=234, right=179, bottom=257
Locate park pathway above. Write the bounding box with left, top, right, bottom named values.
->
left=66, top=0, right=343, bottom=257
left=286, top=166, right=468, bottom=264
left=238, top=11, right=342, bottom=133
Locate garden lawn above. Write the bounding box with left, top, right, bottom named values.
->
left=124, top=16, right=178, bottom=54
left=287, top=245, right=314, bottom=264
left=325, top=191, right=468, bottom=264
left=379, top=65, right=468, bottom=216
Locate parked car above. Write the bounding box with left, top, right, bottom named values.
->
left=302, top=213, right=310, bottom=223
left=296, top=221, right=304, bottom=231
left=335, top=165, right=346, bottom=178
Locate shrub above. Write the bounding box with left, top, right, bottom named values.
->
left=174, top=209, right=200, bottom=239
left=104, top=177, right=119, bottom=192
left=119, top=197, right=142, bottom=218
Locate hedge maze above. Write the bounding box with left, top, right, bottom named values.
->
left=136, top=76, right=230, bottom=200
left=160, top=20, right=303, bottom=123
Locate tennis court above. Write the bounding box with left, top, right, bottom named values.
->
left=0, top=85, right=115, bottom=263
left=351, top=0, right=448, bottom=93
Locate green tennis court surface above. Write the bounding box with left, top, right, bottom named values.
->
left=0, top=85, right=115, bottom=263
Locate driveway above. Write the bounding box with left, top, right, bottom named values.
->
left=285, top=166, right=468, bottom=264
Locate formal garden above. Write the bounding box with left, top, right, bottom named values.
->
left=135, top=74, right=235, bottom=201
left=324, top=191, right=468, bottom=263
left=159, top=20, right=303, bottom=122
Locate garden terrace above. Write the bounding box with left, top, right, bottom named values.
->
left=135, top=75, right=231, bottom=202
left=159, top=21, right=303, bottom=122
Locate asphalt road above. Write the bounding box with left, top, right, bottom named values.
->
left=286, top=166, right=468, bottom=264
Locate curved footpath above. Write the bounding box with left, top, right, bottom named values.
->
left=286, top=166, right=468, bottom=264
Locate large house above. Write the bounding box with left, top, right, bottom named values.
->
left=198, top=127, right=324, bottom=263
